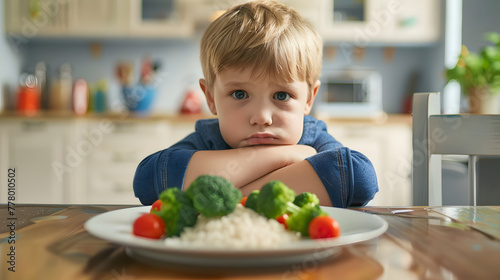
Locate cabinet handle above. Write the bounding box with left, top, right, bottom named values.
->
left=22, top=121, right=47, bottom=132
left=112, top=152, right=137, bottom=162
left=113, top=121, right=137, bottom=133
left=113, top=183, right=131, bottom=193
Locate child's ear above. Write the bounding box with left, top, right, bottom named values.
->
left=199, top=79, right=217, bottom=115
left=304, top=80, right=320, bottom=115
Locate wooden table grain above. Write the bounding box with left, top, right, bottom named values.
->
left=1, top=204, right=500, bottom=280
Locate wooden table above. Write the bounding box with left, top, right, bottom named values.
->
left=1, top=204, right=500, bottom=280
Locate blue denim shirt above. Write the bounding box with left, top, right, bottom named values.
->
left=133, top=116, right=378, bottom=207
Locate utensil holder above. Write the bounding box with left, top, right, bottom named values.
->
left=122, top=84, right=156, bottom=113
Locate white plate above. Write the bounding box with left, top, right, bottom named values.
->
left=84, top=206, right=388, bottom=267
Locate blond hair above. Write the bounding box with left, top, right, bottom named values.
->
left=200, top=0, right=323, bottom=90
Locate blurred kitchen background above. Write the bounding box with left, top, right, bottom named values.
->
left=0, top=0, right=499, bottom=206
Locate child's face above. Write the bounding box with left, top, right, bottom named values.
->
left=200, top=67, right=320, bottom=148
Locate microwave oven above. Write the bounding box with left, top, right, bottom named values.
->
left=314, top=69, right=383, bottom=118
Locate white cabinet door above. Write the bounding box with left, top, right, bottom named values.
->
left=327, top=121, right=412, bottom=206
left=68, top=0, right=129, bottom=36
left=86, top=120, right=169, bottom=204
left=167, top=119, right=196, bottom=145
left=4, top=0, right=193, bottom=38
left=4, top=0, right=68, bottom=36
left=318, top=0, right=440, bottom=44
left=371, top=0, right=441, bottom=44
left=0, top=120, right=69, bottom=203
left=375, top=124, right=412, bottom=206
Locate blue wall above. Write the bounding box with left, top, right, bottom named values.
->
left=18, top=39, right=440, bottom=114
left=462, top=0, right=500, bottom=53
left=21, top=39, right=204, bottom=113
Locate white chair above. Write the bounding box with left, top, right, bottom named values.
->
left=412, top=92, right=500, bottom=206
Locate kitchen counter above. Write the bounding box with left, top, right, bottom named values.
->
left=1, top=204, right=499, bottom=280
left=0, top=110, right=412, bottom=124
left=0, top=111, right=214, bottom=122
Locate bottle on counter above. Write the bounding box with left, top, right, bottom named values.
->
left=72, top=79, right=89, bottom=116
left=92, top=79, right=107, bottom=114
left=50, top=63, right=72, bottom=112
left=34, top=61, right=48, bottom=110
left=17, top=73, right=40, bottom=115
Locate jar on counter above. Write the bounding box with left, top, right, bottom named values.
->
left=17, top=73, right=40, bottom=115
left=50, top=63, right=72, bottom=111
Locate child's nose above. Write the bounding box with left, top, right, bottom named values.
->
left=250, top=107, right=273, bottom=126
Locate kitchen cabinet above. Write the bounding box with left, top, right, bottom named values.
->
left=167, top=117, right=199, bottom=145
left=68, top=0, right=128, bottom=37
left=4, top=0, right=193, bottom=38
left=4, top=0, right=68, bottom=37
left=184, top=0, right=323, bottom=31
left=183, top=0, right=440, bottom=45
left=4, top=0, right=439, bottom=43
left=327, top=119, right=412, bottom=206
left=0, top=117, right=169, bottom=204
left=0, top=115, right=411, bottom=206
left=317, top=0, right=441, bottom=45
left=85, top=119, right=169, bottom=204
left=0, top=119, right=86, bottom=204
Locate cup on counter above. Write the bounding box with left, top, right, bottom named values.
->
left=122, top=84, right=156, bottom=114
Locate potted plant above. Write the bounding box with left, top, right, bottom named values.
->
left=446, top=32, right=500, bottom=114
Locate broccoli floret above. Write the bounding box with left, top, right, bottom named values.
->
left=186, top=175, right=242, bottom=217
left=293, top=192, right=320, bottom=208
left=256, top=180, right=301, bottom=219
left=152, top=187, right=198, bottom=237
left=286, top=204, right=327, bottom=237
left=245, top=190, right=260, bottom=212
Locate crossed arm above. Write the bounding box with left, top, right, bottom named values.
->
left=183, top=145, right=333, bottom=206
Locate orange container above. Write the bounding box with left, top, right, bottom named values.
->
left=17, top=86, right=40, bottom=114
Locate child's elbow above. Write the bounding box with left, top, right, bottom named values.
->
left=133, top=156, right=159, bottom=206
left=350, top=153, right=379, bottom=206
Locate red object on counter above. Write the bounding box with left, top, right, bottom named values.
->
left=17, top=86, right=40, bottom=115
left=180, top=90, right=202, bottom=114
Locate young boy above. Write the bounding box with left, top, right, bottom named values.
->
left=133, top=0, right=378, bottom=207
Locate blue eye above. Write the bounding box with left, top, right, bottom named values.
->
left=231, top=90, right=248, bottom=100
left=274, top=92, right=290, bottom=101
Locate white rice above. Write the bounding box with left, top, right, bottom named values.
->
left=164, top=204, right=301, bottom=249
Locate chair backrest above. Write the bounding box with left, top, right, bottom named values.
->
left=412, top=92, right=500, bottom=206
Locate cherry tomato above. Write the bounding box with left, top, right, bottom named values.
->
left=308, top=215, right=340, bottom=239
left=276, top=213, right=289, bottom=229
left=150, top=199, right=163, bottom=212
left=240, top=196, right=248, bottom=207
left=132, top=213, right=165, bottom=239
